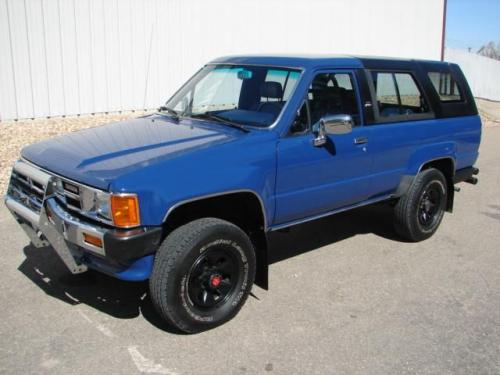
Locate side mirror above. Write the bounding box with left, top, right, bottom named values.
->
left=313, top=114, right=354, bottom=147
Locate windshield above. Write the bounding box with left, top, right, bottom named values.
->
left=165, top=64, right=301, bottom=128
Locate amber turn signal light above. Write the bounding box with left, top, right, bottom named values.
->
left=83, top=233, right=103, bottom=248
left=110, top=194, right=140, bottom=228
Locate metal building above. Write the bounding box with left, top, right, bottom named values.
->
left=0, top=0, right=445, bottom=121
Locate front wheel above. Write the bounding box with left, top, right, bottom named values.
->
left=394, top=168, right=447, bottom=242
left=149, top=218, right=256, bottom=333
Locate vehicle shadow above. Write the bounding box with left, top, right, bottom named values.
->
left=18, top=245, right=184, bottom=334
left=268, top=202, right=404, bottom=264
left=17, top=202, right=402, bottom=334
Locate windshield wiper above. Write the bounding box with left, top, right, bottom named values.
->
left=189, top=113, right=250, bottom=133
left=157, top=105, right=181, bottom=120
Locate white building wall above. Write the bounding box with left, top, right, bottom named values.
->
left=445, top=48, right=500, bottom=102
left=0, top=0, right=445, bottom=121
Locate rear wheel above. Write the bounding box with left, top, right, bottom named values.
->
left=394, top=168, right=447, bottom=242
left=149, top=218, right=255, bottom=333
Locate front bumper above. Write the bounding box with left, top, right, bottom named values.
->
left=5, top=161, right=162, bottom=281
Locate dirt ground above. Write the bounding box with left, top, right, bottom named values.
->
left=0, top=101, right=499, bottom=195
left=476, top=98, right=500, bottom=125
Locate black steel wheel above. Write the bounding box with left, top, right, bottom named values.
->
left=187, top=246, right=239, bottom=309
left=149, top=218, right=256, bottom=333
left=394, top=168, right=447, bottom=242
left=417, top=181, right=444, bottom=230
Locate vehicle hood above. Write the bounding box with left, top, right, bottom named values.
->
left=21, top=114, right=243, bottom=190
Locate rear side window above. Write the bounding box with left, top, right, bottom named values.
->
left=395, top=73, right=423, bottom=108
left=427, top=71, right=463, bottom=102
left=371, top=71, right=429, bottom=118
left=374, top=73, right=398, bottom=107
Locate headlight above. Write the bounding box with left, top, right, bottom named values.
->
left=95, top=191, right=112, bottom=220
left=82, top=189, right=141, bottom=227
left=53, top=177, right=140, bottom=228
left=77, top=185, right=112, bottom=221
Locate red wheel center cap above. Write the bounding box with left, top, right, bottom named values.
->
left=210, top=275, right=222, bottom=287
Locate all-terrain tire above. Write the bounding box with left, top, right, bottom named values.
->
left=149, top=218, right=256, bottom=333
left=394, top=168, right=447, bottom=242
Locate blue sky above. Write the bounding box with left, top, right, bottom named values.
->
left=446, top=0, right=500, bottom=51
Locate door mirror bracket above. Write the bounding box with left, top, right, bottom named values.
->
left=313, top=122, right=327, bottom=147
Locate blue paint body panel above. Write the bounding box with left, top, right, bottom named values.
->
left=19, top=55, right=482, bottom=280
left=85, top=254, right=154, bottom=281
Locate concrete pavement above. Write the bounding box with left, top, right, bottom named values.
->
left=0, top=127, right=499, bottom=375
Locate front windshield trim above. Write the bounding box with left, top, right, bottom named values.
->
left=208, top=62, right=306, bottom=71
left=163, top=63, right=305, bottom=131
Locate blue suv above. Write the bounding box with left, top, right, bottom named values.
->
left=5, top=55, right=481, bottom=333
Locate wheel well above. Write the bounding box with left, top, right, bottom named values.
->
left=420, top=158, right=455, bottom=212
left=420, top=158, right=454, bottom=178
left=163, top=192, right=269, bottom=289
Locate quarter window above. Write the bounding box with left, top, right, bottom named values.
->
left=371, top=72, right=429, bottom=118
left=427, top=71, right=463, bottom=102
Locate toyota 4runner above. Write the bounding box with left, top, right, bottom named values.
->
left=5, top=55, right=481, bottom=333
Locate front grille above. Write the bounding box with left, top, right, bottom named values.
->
left=7, top=161, right=81, bottom=215
left=8, top=170, right=46, bottom=213
left=57, top=181, right=83, bottom=211
left=8, top=160, right=112, bottom=227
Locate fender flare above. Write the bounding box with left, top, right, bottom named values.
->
left=394, top=156, right=456, bottom=197
left=162, top=189, right=268, bottom=229
left=394, top=156, right=457, bottom=212
left=162, top=189, right=270, bottom=290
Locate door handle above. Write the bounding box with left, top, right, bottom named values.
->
left=354, top=137, right=368, bottom=145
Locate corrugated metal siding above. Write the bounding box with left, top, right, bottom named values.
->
left=445, top=48, right=500, bottom=102
left=0, top=0, right=444, bottom=121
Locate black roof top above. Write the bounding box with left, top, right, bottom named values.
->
left=210, top=54, right=453, bottom=70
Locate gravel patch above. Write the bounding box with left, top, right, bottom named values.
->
left=476, top=98, right=500, bottom=127
left=0, top=111, right=149, bottom=195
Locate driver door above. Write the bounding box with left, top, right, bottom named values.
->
left=274, top=70, right=373, bottom=225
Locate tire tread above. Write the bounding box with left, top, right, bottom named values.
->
left=394, top=168, right=447, bottom=242
left=149, top=218, right=253, bottom=333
